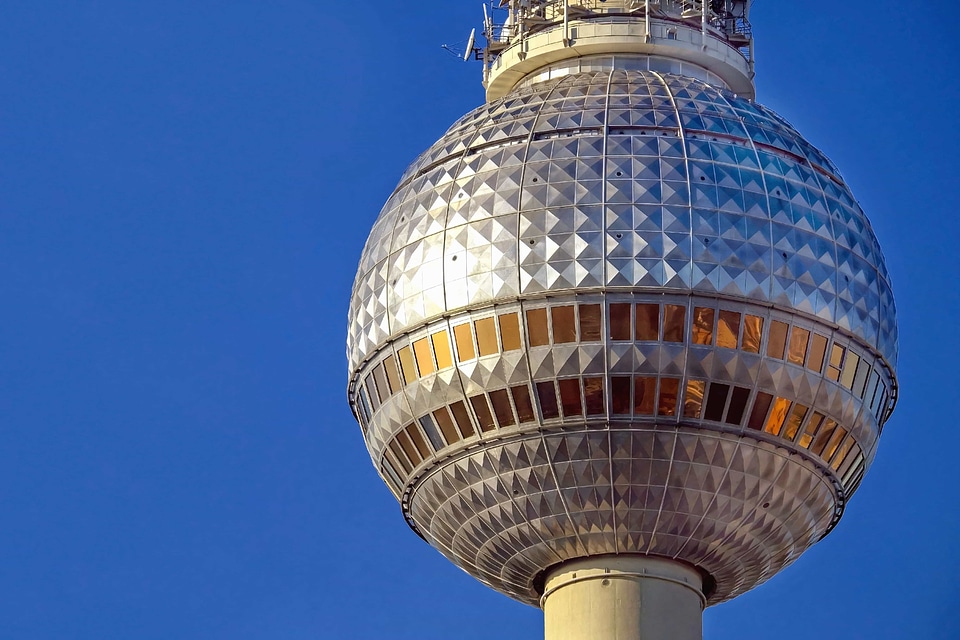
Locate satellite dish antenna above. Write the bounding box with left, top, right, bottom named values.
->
left=463, top=28, right=476, bottom=62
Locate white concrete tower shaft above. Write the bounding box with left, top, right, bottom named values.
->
left=542, top=556, right=705, bottom=640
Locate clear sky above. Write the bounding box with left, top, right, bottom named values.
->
left=0, top=2, right=957, bottom=639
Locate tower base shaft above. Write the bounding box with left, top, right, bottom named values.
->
left=542, top=556, right=704, bottom=640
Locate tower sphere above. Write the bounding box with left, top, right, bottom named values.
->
left=346, top=1, right=897, bottom=617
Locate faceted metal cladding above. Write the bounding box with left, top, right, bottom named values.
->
left=346, top=71, right=898, bottom=607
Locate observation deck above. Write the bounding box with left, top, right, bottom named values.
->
left=482, top=0, right=755, bottom=101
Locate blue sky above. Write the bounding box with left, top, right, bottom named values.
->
left=0, top=2, right=957, bottom=638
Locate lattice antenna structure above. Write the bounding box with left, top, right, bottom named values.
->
left=345, top=2, right=897, bottom=639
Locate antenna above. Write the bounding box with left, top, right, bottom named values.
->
left=464, top=28, right=476, bottom=62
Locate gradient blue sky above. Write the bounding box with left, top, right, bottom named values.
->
left=0, top=2, right=957, bottom=638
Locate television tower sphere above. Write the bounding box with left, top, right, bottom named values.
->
left=346, top=2, right=897, bottom=638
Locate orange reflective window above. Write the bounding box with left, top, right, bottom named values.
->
left=387, top=443, right=413, bottom=475
left=808, top=333, right=828, bottom=373
left=610, top=303, right=632, bottom=340
left=703, top=383, right=729, bottom=422
left=475, top=317, right=499, bottom=356
left=450, top=401, right=476, bottom=438
left=782, top=404, right=809, bottom=441
left=611, top=376, right=632, bottom=415
left=498, top=313, right=522, bottom=352
left=764, top=397, right=792, bottom=436
left=684, top=380, right=706, bottom=418
left=634, top=377, right=657, bottom=415
left=407, top=425, right=432, bottom=458
left=798, top=412, right=825, bottom=449
left=489, top=389, right=516, bottom=427
left=583, top=377, right=605, bottom=416
left=742, top=315, right=764, bottom=354
left=413, top=338, right=435, bottom=376
left=397, top=346, right=418, bottom=384
left=726, top=386, right=751, bottom=425
left=395, top=430, right=422, bottom=467
left=787, top=327, right=810, bottom=366
left=432, top=408, right=459, bottom=445
left=469, top=394, right=496, bottom=432
left=559, top=379, right=583, bottom=417
left=383, top=356, right=402, bottom=394
left=830, top=434, right=856, bottom=471
left=526, top=308, right=550, bottom=347
left=811, top=418, right=838, bottom=456
left=636, top=304, right=660, bottom=341
left=840, top=352, right=860, bottom=390
left=552, top=306, right=577, bottom=343
left=837, top=442, right=862, bottom=479
left=536, top=381, right=560, bottom=419
left=511, top=386, right=536, bottom=423
left=767, top=321, right=789, bottom=359
left=431, top=331, right=453, bottom=369
left=717, top=310, right=740, bottom=349
left=827, top=344, right=845, bottom=381
left=663, top=305, right=686, bottom=343
left=747, top=392, right=774, bottom=431
left=822, top=426, right=847, bottom=463
left=453, top=323, right=476, bottom=362
left=579, top=304, right=602, bottom=342
left=692, top=307, right=715, bottom=345
left=658, top=378, right=680, bottom=416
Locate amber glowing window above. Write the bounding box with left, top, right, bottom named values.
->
left=767, top=321, right=789, bottom=359
left=636, top=304, right=660, bottom=341
left=610, top=304, right=632, bottom=340
left=747, top=392, right=774, bottom=430
left=692, top=307, right=715, bottom=346
left=475, top=317, right=499, bottom=357
left=406, top=425, right=431, bottom=459
left=703, top=383, right=730, bottom=422
left=782, top=404, right=809, bottom=441
left=742, top=315, right=764, bottom=354
left=763, top=397, right=792, bottom=436
left=579, top=304, right=602, bottom=342
left=787, top=327, right=810, bottom=366
left=822, top=426, right=847, bottom=463
left=827, top=344, right=845, bottom=381
left=583, top=377, right=605, bottom=416
left=453, top=323, right=476, bottom=362
left=432, top=408, right=460, bottom=445
left=559, top=379, right=583, bottom=417
left=612, top=377, right=632, bottom=415
left=726, top=386, right=751, bottom=425
left=489, top=389, right=516, bottom=427
left=658, top=378, right=680, bottom=416
left=413, top=338, right=436, bottom=376
left=808, top=334, right=828, bottom=373
left=840, top=352, right=860, bottom=390
left=536, top=382, right=560, bottom=420
left=526, top=308, right=550, bottom=347
left=397, top=346, right=418, bottom=384
left=383, top=357, right=402, bottom=394
left=717, top=310, right=740, bottom=349
left=499, top=313, right=522, bottom=352
left=663, top=305, right=686, bottom=343
left=798, top=412, right=825, bottom=449
left=469, top=394, right=496, bottom=432
left=635, top=377, right=657, bottom=415
left=552, top=306, right=577, bottom=343
left=431, top=330, right=453, bottom=370
left=684, top=380, right=706, bottom=418
left=811, top=418, right=839, bottom=456
left=450, top=401, right=476, bottom=438
left=511, top=386, right=536, bottom=423
left=395, top=430, right=423, bottom=467
left=830, top=434, right=856, bottom=471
